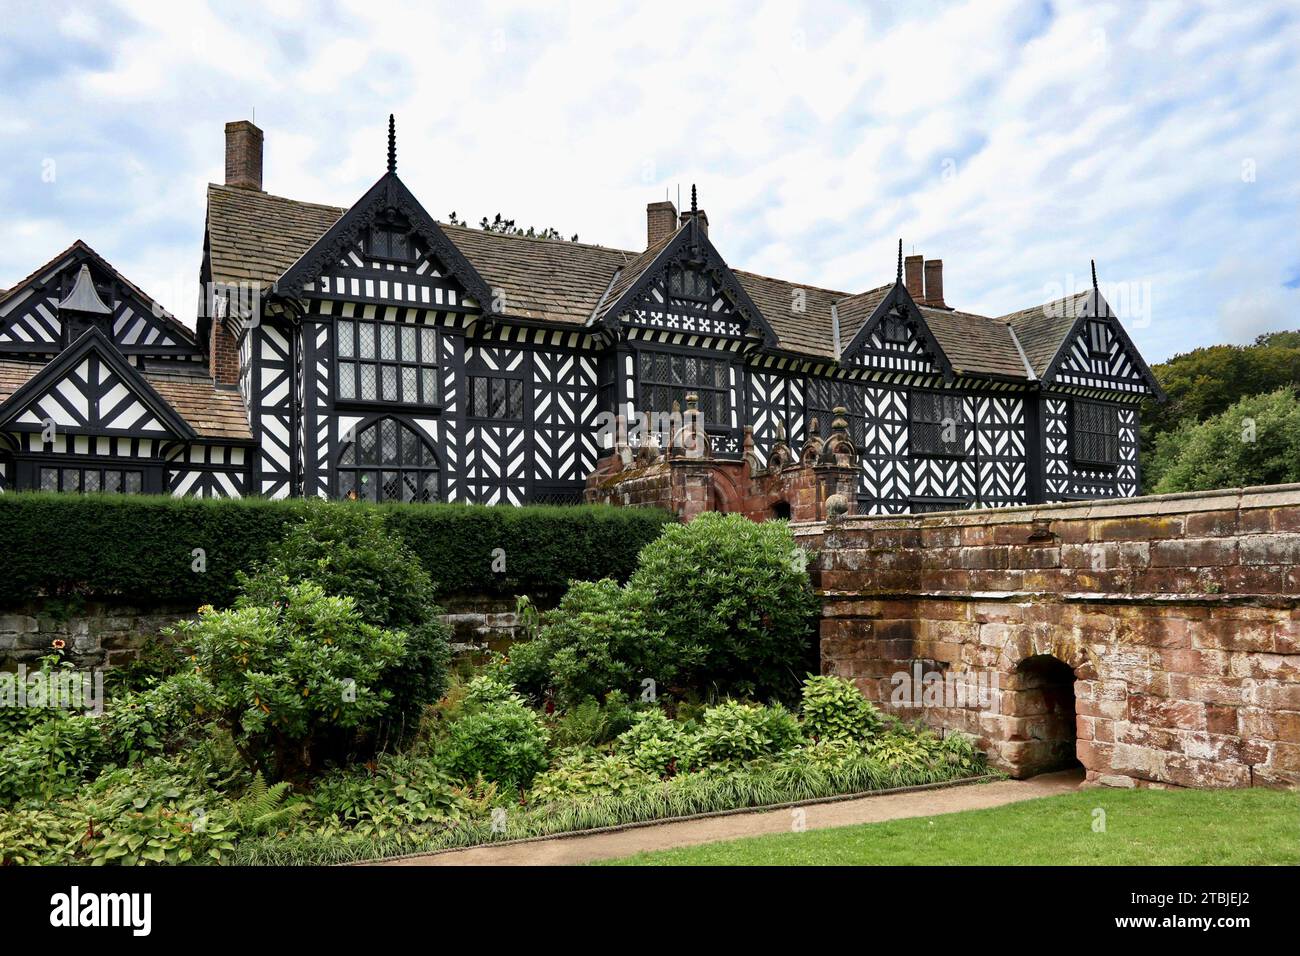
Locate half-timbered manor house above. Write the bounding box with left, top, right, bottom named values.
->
left=0, top=118, right=1163, bottom=512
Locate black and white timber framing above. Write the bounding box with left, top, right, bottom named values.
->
left=0, top=121, right=1164, bottom=510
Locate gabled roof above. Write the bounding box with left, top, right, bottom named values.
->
left=590, top=218, right=777, bottom=347
left=0, top=327, right=196, bottom=439
left=206, top=184, right=345, bottom=290
left=0, top=357, right=252, bottom=441
left=838, top=282, right=955, bottom=378
left=0, top=240, right=197, bottom=347
left=200, top=185, right=1151, bottom=388
left=445, top=224, right=635, bottom=326
left=1001, top=292, right=1091, bottom=377
left=274, top=173, right=495, bottom=313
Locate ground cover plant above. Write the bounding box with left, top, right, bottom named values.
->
left=0, top=506, right=989, bottom=866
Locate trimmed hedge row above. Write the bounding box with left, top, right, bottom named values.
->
left=0, top=493, right=672, bottom=607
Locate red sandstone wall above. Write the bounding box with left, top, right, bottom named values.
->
left=799, top=484, right=1300, bottom=789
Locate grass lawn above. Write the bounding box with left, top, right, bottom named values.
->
left=602, top=787, right=1300, bottom=865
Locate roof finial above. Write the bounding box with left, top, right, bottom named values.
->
left=1090, top=258, right=1098, bottom=295
left=387, top=114, right=396, bottom=174
left=690, top=183, right=697, bottom=215
left=897, top=238, right=903, bottom=284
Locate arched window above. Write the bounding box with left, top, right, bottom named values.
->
left=337, top=417, right=440, bottom=503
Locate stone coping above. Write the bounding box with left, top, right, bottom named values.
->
left=792, top=482, right=1300, bottom=533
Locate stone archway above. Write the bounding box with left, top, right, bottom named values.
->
left=1004, top=654, right=1082, bottom=778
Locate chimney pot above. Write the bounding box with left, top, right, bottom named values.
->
left=923, top=259, right=945, bottom=308
left=646, top=201, right=677, bottom=250
left=225, top=120, right=263, bottom=191
left=904, top=255, right=924, bottom=300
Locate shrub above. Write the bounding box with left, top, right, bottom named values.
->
left=527, top=752, right=656, bottom=804
left=0, top=493, right=671, bottom=605
left=162, top=583, right=407, bottom=779
left=629, top=513, right=819, bottom=701
left=239, top=503, right=451, bottom=746
left=615, top=709, right=691, bottom=775
left=1153, top=388, right=1300, bottom=493
left=307, top=754, right=466, bottom=835
left=437, top=698, right=550, bottom=791
left=505, top=579, right=672, bottom=708
left=0, top=710, right=107, bottom=806
left=686, top=700, right=804, bottom=768
left=800, top=675, right=883, bottom=742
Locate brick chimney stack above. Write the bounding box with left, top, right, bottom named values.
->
left=678, top=208, right=708, bottom=236
left=923, top=259, right=946, bottom=308
left=646, top=201, right=677, bottom=249
left=224, top=120, right=263, bottom=191
left=904, top=255, right=924, bottom=300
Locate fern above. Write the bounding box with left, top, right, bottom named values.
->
left=230, top=773, right=303, bottom=836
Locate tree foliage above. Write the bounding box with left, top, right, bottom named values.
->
left=1143, top=330, right=1300, bottom=489
left=1152, top=388, right=1300, bottom=494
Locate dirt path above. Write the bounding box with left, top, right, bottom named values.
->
left=376, top=768, right=1085, bottom=866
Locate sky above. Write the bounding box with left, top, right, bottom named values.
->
left=1, top=0, right=1297, bottom=364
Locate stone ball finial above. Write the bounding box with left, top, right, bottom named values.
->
left=831, top=405, right=849, bottom=432
left=826, top=493, right=849, bottom=517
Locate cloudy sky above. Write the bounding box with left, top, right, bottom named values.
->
left=1, top=0, right=1296, bottom=363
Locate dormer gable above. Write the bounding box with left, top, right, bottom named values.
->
left=590, top=195, right=777, bottom=348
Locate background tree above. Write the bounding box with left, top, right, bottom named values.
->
left=1142, top=330, right=1300, bottom=489
left=1152, top=388, right=1300, bottom=493
left=445, top=210, right=578, bottom=241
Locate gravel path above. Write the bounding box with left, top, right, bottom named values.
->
left=375, top=768, right=1085, bottom=866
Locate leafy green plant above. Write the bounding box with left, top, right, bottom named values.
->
left=238, top=502, right=452, bottom=748
left=629, top=513, right=820, bottom=702
left=615, top=709, right=691, bottom=775
left=307, top=754, right=465, bottom=837
left=800, top=675, right=883, bottom=742
left=527, top=752, right=655, bottom=804
left=505, top=579, right=672, bottom=708
left=437, top=698, right=550, bottom=792
left=686, top=700, right=804, bottom=768
left=228, top=772, right=303, bottom=836
left=161, top=583, right=406, bottom=779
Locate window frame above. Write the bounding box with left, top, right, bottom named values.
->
left=635, top=347, right=732, bottom=430
left=1086, top=319, right=1109, bottom=357
left=466, top=374, right=526, bottom=421
left=14, top=455, right=160, bottom=494
left=882, top=312, right=909, bottom=345
left=365, top=225, right=419, bottom=265
left=336, top=416, right=441, bottom=504
left=334, top=317, right=440, bottom=411
left=908, top=390, right=969, bottom=459
left=667, top=265, right=712, bottom=305
left=1070, top=398, right=1120, bottom=468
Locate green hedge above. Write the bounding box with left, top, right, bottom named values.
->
left=0, top=493, right=671, bottom=607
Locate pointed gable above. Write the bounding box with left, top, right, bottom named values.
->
left=0, top=241, right=198, bottom=355
left=0, top=327, right=196, bottom=438
left=275, top=173, right=494, bottom=315
left=1004, top=289, right=1162, bottom=397
left=841, top=283, right=955, bottom=379
left=590, top=219, right=777, bottom=347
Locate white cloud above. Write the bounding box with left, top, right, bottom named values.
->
left=0, top=0, right=1296, bottom=365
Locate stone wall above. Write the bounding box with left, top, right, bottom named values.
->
left=799, top=483, right=1300, bottom=789
left=0, top=594, right=550, bottom=673
left=586, top=405, right=858, bottom=523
